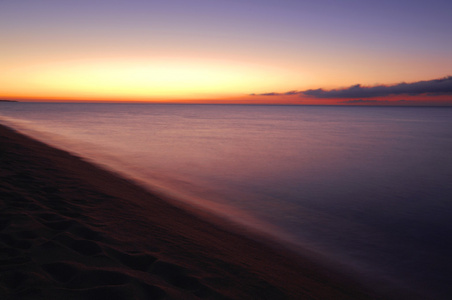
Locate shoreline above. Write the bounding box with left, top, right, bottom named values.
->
left=0, top=123, right=406, bottom=299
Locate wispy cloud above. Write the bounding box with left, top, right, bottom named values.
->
left=254, top=76, right=452, bottom=99
left=258, top=92, right=281, bottom=96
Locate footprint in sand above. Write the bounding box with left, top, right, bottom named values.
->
left=0, top=253, right=31, bottom=266
left=109, top=249, right=157, bottom=271
left=72, top=269, right=130, bottom=287
left=34, top=212, right=76, bottom=231
left=69, top=224, right=104, bottom=242
left=36, top=213, right=63, bottom=222
left=0, top=233, right=32, bottom=250
left=16, top=230, right=38, bottom=240
left=52, top=234, right=103, bottom=257
left=42, top=220, right=75, bottom=231
left=41, top=262, right=78, bottom=283
left=70, top=240, right=103, bottom=256
left=149, top=260, right=205, bottom=291
left=140, top=283, right=167, bottom=299
left=0, top=246, right=21, bottom=259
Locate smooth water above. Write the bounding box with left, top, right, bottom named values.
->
left=1, top=103, right=452, bottom=297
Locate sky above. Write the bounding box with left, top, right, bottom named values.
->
left=1, top=0, right=451, bottom=105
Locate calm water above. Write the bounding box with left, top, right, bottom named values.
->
left=1, top=103, right=452, bottom=298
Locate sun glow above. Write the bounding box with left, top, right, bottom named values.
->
left=3, top=57, right=299, bottom=101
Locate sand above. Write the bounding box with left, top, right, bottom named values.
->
left=0, top=123, right=390, bottom=299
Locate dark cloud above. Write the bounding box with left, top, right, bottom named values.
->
left=259, top=92, right=280, bottom=96
left=303, top=76, right=452, bottom=98
left=253, top=76, right=452, bottom=99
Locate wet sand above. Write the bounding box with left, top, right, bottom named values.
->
left=0, top=124, right=390, bottom=299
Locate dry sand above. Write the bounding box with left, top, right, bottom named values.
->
left=0, top=124, right=389, bottom=299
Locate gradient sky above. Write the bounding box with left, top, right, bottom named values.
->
left=1, top=0, right=451, bottom=104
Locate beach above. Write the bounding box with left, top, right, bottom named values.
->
left=0, top=123, right=400, bottom=299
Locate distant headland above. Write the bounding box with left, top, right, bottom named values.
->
left=0, top=100, right=18, bottom=102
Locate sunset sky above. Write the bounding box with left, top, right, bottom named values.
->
left=1, top=0, right=451, bottom=104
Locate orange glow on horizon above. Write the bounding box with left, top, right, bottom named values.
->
left=1, top=56, right=312, bottom=102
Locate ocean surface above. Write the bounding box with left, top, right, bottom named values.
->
left=1, top=102, right=452, bottom=298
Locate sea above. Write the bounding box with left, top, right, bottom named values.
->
left=1, top=102, right=451, bottom=298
